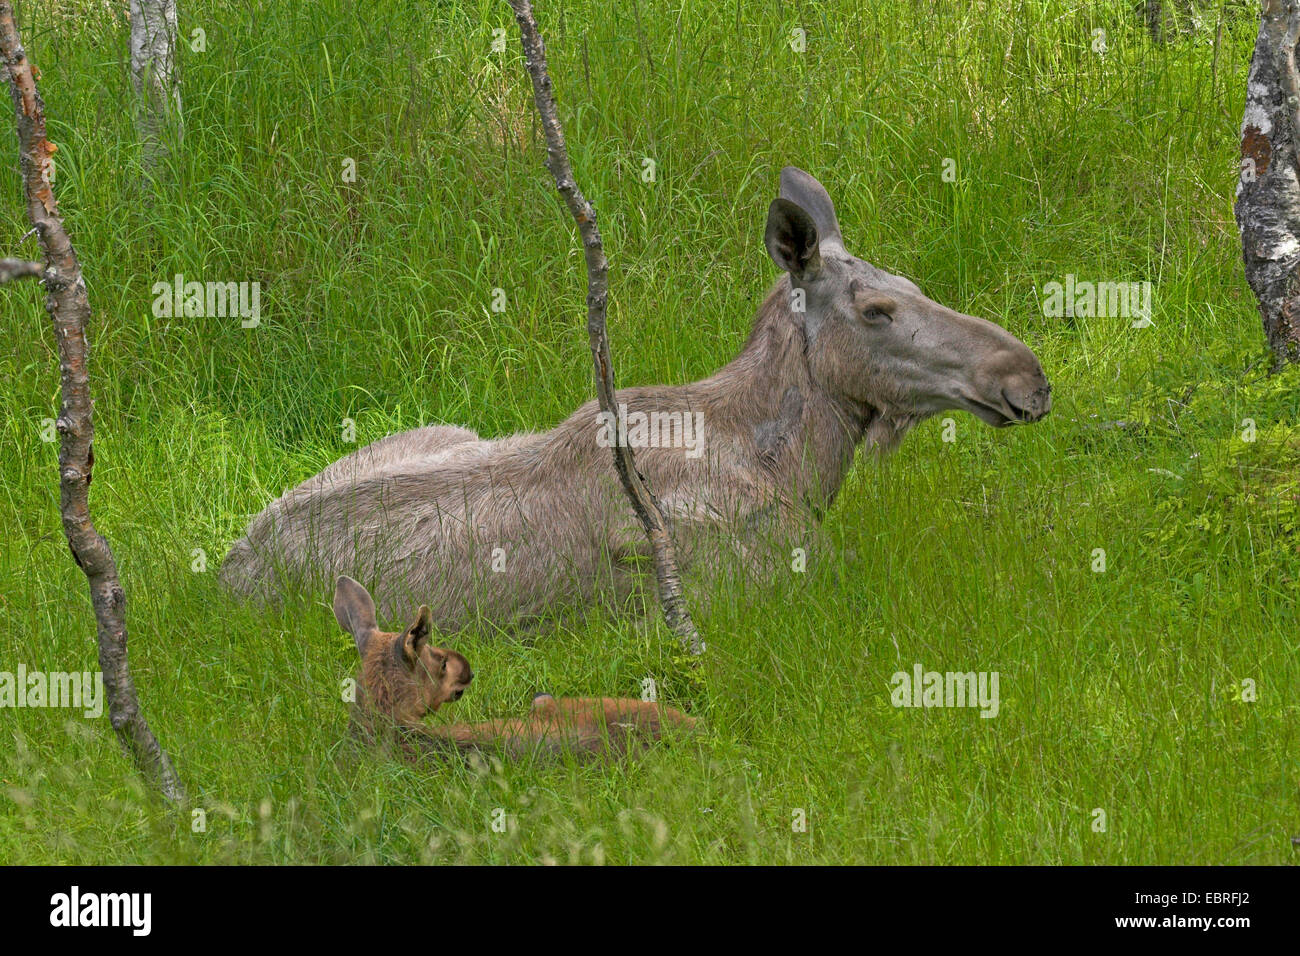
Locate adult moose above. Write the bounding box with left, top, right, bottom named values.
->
left=220, top=168, right=1051, bottom=625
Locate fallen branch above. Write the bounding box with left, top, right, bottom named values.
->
left=1, top=1, right=184, bottom=801
left=506, top=0, right=703, bottom=655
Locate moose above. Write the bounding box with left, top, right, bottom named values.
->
left=220, top=168, right=1051, bottom=625
left=333, top=576, right=696, bottom=760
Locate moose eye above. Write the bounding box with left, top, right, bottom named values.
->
left=855, top=292, right=897, bottom=325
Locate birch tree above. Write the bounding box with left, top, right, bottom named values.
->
left=130, top=0, right=181, bottom=174
left=1235, top=0, right=1300, bottom=365
left=506, top=0, right=704, bottom=655
left=1, top=1, right=184, bottom=801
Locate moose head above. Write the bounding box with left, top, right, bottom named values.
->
left=333, top=575, right=473, bottom=725
left=764, top=167, right=1051, bottom=442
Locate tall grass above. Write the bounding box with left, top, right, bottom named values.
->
left=0, top=0, right=1295, bottom=863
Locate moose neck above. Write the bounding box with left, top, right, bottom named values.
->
left=705, top=279, right=880, bottom=513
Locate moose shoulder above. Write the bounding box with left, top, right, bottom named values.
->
left=220, top=168, right=1051, bottom=624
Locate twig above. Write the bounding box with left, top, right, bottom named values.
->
left=506, top=0, right=703, bottom=656
left=0, top=1, right=184, bottom=801
left=0, top=256, right=41, bottom=282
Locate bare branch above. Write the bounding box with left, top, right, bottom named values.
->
left=506, top=0, right=704, bottom=655
left=0, top=256, right=41, bottom=283
left=0, top=1, right=184, bottom=801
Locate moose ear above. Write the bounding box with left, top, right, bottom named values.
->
left=765, top=198, right=822, bottom=281
left=779, top=166, right=843, bottom=247
left=333, top=576, right=379, bottom=656
left=401, top=605, right=433, bottom=666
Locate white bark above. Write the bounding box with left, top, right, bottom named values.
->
left=129, top=0, right=181, bottom=173
left=1235, top=0, right=1300, bottom=364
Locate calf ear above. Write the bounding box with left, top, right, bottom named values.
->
left=401, top=605, right=433, bottom=666
left=333, top=576, right=379, bottom=656
left=765, top=198, right=822, bottom=282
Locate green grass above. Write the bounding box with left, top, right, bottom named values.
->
left=1, top=0, right=1296, bottom=863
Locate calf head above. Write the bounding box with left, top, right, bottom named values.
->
left=333, top=575, right=473, bottom=725
left=764, top=167, right=1051, bottom=441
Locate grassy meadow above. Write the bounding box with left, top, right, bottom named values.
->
left=1, top=0, right=1297, bottom=863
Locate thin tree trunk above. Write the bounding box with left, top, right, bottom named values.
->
left=1235, top=0, right=1300, bottom=365
left=506, top=0, right=704, bottom=655
left=0, top=1, right=184, bottom=801
left=1146, top=0, right=1166, bottom=44
left=129, top=0, right=181, bottom=174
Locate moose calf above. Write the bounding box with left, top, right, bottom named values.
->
left=333, top=576, right=697, bottom=761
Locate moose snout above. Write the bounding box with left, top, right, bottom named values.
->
left=977, top=334, right=1052, bottom=425
left=1001, top=377, right=1052, bottom=423
left=947, top=312, right=1052, bottom=427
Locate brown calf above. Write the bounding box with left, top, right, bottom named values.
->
left=332, top=576, right=696, bottom=761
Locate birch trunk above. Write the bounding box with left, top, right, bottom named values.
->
left=1, top=1, right=184, bottom=801
left=1236, top=0, right=1300, bottom=365
left=130, top=0, right=181, bottom=173
left=507, top=0, right=704, bottom=655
